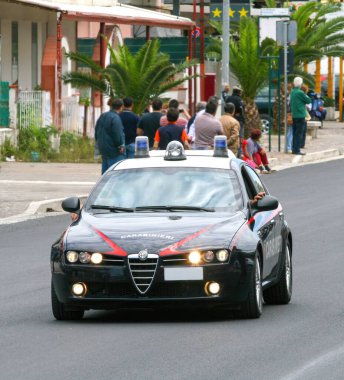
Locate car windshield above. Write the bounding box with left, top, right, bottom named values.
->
left=86, top=167, right=243, bottom=213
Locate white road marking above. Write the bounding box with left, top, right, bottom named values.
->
left=0, top=180, right=95, bottom=185
left=280, top=344, right=344, bottom=380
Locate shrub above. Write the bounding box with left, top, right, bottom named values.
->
left=0, top=138, right=17, bottom=160
left=58, top=131, right=95, bottom=162
left=323, top=96, right=335, bottom=107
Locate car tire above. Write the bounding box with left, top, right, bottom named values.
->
left=51, top=281, right=85, bottom=320
left=238, top=254, right=263, bottom=319
left=263, top=242, right=292, bottom=305
left=260, top=115, right=270, bottom=135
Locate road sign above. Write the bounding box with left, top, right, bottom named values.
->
left=276, top=20, right=297, bottom=45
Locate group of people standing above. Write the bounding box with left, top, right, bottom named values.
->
left=95, top=85, right=272, bottom=174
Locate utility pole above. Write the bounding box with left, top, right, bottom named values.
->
left=222, top=0, right=230, bottom=95
left=283, top=21, right=288, bottom=153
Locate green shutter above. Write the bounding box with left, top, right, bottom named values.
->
left=0, top=82, right=9, bottom=127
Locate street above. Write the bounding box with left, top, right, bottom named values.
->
left=1, top=159, right=344, bottom=380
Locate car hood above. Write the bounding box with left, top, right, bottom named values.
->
left=65, top=211, right=246, bottom=256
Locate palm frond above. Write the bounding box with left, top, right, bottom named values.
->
left=65, top=52, right=103, bottom=73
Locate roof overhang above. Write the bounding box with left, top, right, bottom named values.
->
left=3, top=0, right=195, bottom=29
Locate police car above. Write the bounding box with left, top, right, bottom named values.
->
left=51, top=137, right=292, bottom=320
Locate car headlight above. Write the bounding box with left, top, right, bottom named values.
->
left=91, top=252, right=103, bottom=264
left=79, top=252, right=91, bottom=264
left=188, top=251, right=202, bottom=265
left=204, top=250, right=215, bottom=263
left=216, top=249, right=229, bottom=262
left=66, top=251, right=79, bottom=263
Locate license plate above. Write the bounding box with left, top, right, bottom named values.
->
left=164, top=267, right=203, bottom=281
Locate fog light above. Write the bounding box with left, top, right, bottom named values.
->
left=79, top=252, right=91, bottom=264
left=189, top=251, right=201, bottom=264
left=206, top=281, right=221, bottom=296
left=204, top=250, right=215, bottom=263
left=72, top=282, right=87, bottom=297
left=216, top=249, right=229, bottom=262
left=91, top=252, right=103, bottom=264
left=66, top=251, right=79, bottom=263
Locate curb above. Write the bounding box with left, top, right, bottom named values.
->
left=0, top=195, right=88, bottom=225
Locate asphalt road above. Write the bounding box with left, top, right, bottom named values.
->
left=1, top=160, right=344, bottom=380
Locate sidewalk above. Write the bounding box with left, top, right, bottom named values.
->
left=0, top=120, right=343, bottom=224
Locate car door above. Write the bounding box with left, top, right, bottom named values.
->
left=241, top=164, right=279, bottom=280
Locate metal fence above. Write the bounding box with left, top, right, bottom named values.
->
left=17, top=91, right=98, bottom=137
left=17, top=91, right=52, bottom=129
left=61, top=97, right=81, bottom=134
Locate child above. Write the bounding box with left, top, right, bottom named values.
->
left=245, top=129, right=272, bottom=173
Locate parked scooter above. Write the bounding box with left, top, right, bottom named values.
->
left=308, top=90, right=327, bottom=128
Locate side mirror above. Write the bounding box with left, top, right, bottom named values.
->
left=255, top=195, right=278, bottom=212
left=62, top=197, right=80, bottom=213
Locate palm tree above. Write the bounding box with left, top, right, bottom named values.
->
left=206, top=18, right=274, bottom=133
left=270, top=1, right=344, bottom=132
left=63, top=38, right=196, bottom=115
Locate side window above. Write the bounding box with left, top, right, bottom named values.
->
left=241, top=165, right=266, bottom=197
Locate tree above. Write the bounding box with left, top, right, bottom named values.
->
left=63, top=38, right=196, bottom=115
left=206, top=18, right=274, bottom=132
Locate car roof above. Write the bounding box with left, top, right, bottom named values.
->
left=112, top=150, right=237, bottom=171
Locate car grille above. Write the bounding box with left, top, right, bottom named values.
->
left=128, top=253, right=159, bottom=294
left=87, top=282, right=205, bottom=298
left=149, top=282, right=205, bottom=297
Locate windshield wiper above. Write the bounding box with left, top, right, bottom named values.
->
left=90, top=205, right=134, bottom=213
left=135, top=205, right=215, bottom=212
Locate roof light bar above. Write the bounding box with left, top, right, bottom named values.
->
left=134, top=136, right=150, bottom=158
left=213, top=135, right=228, bottom=157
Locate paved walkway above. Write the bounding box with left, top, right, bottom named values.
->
left=0, top=120, right=343, bottom=223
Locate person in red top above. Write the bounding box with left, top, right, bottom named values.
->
left=153, top=108, right=190, bottom=150
left=159, top=99, right=190, bottom=128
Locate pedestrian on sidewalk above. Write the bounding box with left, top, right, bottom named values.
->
left=153, top=108, right=190, bottom=150
left=137, top=98, right=164, bottom=149
left=246, top=129, right=272, bottom=173
left=160, top=99, right=191, bottom=128
left=187, top=101, right=207, bottom=148
left=95, top=98, right=126, bottom=174
left=219, top=102, right=240, bottom=156
left=221, top=83, right=231, bottom=102
left=224, top=86, right=245, bottom=146
left=119, top=97, right=140, bottom=159
left=290, top=77, right=311, bottom=155
left=194, top=100, right=224, bottom=149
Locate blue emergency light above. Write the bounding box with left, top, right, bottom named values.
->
left=134, top=136, right=150, bottom=158
left=213, top=135, right=228, bottom=157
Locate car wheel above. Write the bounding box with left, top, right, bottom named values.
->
left=263, top=242, right=292, bottom=305
left=51, top=281, right=84, bottom=320
left=239, top=254, right=263, bottom=319
left=260, top=115, right=270, bottom=135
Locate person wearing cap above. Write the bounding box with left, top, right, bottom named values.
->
left=153, top=108, right=190, bottom=150
left=290, top=77, right=311, bottom=155
left=95, top=98, right=126, bottom=174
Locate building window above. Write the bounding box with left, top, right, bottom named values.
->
left=11, top=21, right=18, bottom=84
left=32, top=23, right=38, bottom=88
